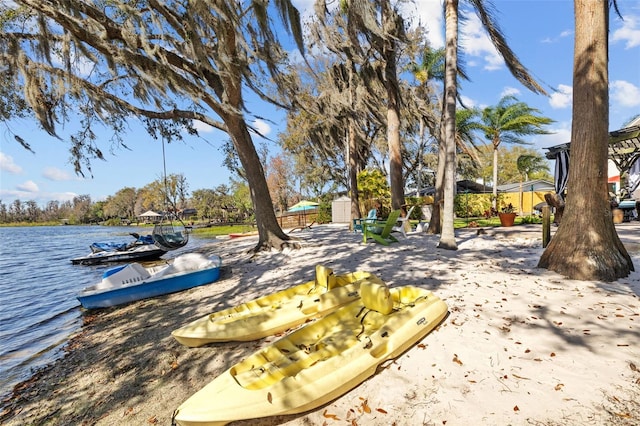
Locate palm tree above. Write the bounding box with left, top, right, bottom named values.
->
left=516, top=154, right=548, bottom=182
left=477, top=95, right=553, bottom=209
left=438, top=0, right=461, bottom=249
left=434, top=0, right=549, bottom=247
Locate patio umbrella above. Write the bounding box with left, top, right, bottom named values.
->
left=287, top=200, right=319, bottom=212
left=287, top=200, right=319, bottom=229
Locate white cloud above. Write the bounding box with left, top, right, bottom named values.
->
left=549, top=84, right=573, bottom=109
left=611, top=80, right=640, bottom=107
left=252, top=119, right=271, bottom=137
left=500, top=87, right=521, bottom=98
left=192, top=120, right=214, bottom=133
left=612, top=15, right=640, bottom=49
left=460, top=12, right=503, bottom=71
left=292, top=0, right=317, bottom=23
left=401, top=0, right=444, bottom=48
left=0, top=152, right=23, bottom=174
left=560, top=30, right=573, bottom=38
left=541, top=29, right=572, bottom=44
left=50, top=191, right=78, bottom=202
left=535, top=123, right=572, bottom=151
left=42, top=167, right=74, bottom=181
left=458, top=95, right=476, bottom=108
left=16, top=180, right=39, bottom=193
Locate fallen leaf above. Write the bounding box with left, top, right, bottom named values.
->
left=524, top=349, right=531, bottom=354
left=267, top=392, right=273, bottom=403
left=453, top=354, right=463, bottom=365
left=147, top=416, right=158, bottom=424
left=376, top=408, right=388, bottom=414
left=362, top=399, right=371, bottom=413
left=555, top=383, right=564, bottom=391
left=323, top=409, right=339, bottom=420
left=630, top=362, right=638, bottom=372
left=123, top=407, right=133, bottom=416
left=513, top=406, right=519, bottom=412
left=550, top=352, right=556, bottom=357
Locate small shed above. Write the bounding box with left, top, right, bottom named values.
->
left=331, top=196, right=351, bottom=223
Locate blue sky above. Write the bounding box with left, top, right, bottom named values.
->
left=1, top=0, right=639, bottom=206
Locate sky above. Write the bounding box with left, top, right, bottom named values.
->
left=1, top=0, right=639, bottom=206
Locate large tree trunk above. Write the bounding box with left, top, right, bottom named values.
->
left=225, top=112, right=296, bottom=252
left=438, top=0, right=459, bottom=250
left=383, top=0, right=405, bottom=211
left=348, top=62, right=362, bottom=225
left=538, top=0, right=632, bottom=281
left=349, top=120, right=361, bottom=224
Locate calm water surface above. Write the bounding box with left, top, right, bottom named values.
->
left=0, top=225, right=208, bottom=400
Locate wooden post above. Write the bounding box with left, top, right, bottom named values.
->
left=542, top=206, right=551, bottom=248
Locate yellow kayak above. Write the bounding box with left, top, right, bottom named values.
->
left=173, top=279, right=448, bottom=426
left=171, top=265, right=375, bottom=347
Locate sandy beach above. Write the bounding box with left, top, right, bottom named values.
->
left=1, top=222, right=639, bottom=426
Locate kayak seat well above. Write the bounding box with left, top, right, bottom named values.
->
left=360, top=279, right=394, bottom=315
left=231, top=334, right=359, bottom=390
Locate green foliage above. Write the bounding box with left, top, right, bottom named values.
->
left=404, top=197, right=425, bottom=220
left=357, top=169, right=390, bottom=204
left=454, top=193, right=492, bottom=218
left=104, top=217, right=124, bottom=226
left=520, top=215, right=542, bottom=224
left=316, top=202, right=332, bottom=224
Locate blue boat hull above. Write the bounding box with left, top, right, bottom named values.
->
left=77, top=266, right=220, bottom=309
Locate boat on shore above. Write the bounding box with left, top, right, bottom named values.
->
left=172, top=280, right=448, bottom=426
left=171, top=265, right=374, bottom=347
left=76, top=253, right=222, bottom=309
left=71, top=233, right=167, bottom=265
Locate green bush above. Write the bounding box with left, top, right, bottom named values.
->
left=317, top=202, right=332, bottom=224
left=520, top=215, right=542, bottom=224
left=455, top=194, right=492, bottom=218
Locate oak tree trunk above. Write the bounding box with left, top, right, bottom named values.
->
left=538, top=0, right=632, bottom=280
left=349, top=119, right=362, bottom=225
left=225, top=112, right=296, bottom=252
left=383, top=0, right=405, bottom=211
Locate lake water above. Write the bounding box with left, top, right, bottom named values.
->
left=0, top=225, right=208, bottom=400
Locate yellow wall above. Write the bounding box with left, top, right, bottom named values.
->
left=500, top=191, right=554, bottom=215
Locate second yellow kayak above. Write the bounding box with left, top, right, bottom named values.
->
left=172, top=265, right=376, bottom=347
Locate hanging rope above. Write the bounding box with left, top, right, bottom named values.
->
left=152, top=137, right=189, bottom=251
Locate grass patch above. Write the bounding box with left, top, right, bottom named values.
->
left=190, top=224, right=256, bottom=238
